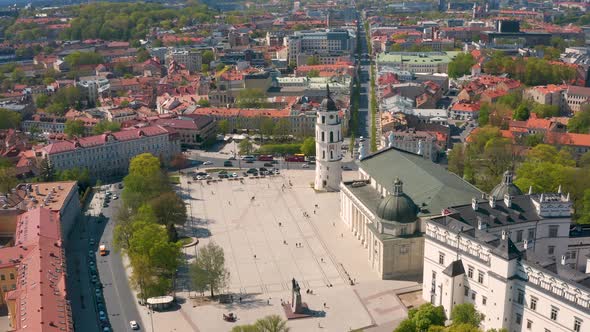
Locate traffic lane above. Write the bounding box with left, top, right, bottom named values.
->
left=95, top=190, right=143, bottom=332
left=187, top=156, right=358, bottom=171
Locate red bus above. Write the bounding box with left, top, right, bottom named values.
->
left=257, top=154, right=274, bottom=161
left=285, top=154, right=305, bottom=162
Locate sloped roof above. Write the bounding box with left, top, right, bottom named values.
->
left=359, top=147, right=483, bottom=216
left=443, top=260, right=465, bottom=277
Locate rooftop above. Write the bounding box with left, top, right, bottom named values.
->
left=1, top=182, right=77, bottom=213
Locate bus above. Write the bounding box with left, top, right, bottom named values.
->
left=257, top=154, right=274, bottom=161
left=285, top=154, right=305, bottom=162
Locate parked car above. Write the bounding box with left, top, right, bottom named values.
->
left=246, top=168, right=258, bottom=174
left=223, top=161, right=233, bottom=167
left=228, top=156, right=236, bottom=160
left=203, top=161, right=213, bottom=165
left=231, top=172, right=238, bottom=178
left=99, top=311, right=107, bottom=321
left=302, top=163, right=310, bottom=168
left=341, top=165, right=352, bottom=170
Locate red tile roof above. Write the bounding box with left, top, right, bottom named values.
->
left=451, top=102, right=481, bottom=112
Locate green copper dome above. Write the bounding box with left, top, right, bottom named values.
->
left=376, top=178, right=419, bottom=223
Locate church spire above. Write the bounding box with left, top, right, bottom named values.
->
left=326, top=84, right=331, bottom=98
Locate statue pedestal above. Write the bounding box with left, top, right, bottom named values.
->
left=282, top=301, right=313, bottom=320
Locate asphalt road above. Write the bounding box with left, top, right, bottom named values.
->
left=356, top=20, right=371, bottom=140
left=186, top=155, right=359, bottom=172
left=90, top=186, right=143, bottom=332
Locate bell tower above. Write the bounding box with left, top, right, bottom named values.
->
left=314, top=85, right=343, bottom=191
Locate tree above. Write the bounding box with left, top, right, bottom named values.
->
left=232, top=325, right=260, bottom=332
left=136, top=48, right=150, bottom=62
left=189, top=241, right=229, bottom=297
left=38, top=158, right=54, bottom=181
left=0, top=167, right=18, bottom=194
left=64, top=51, right=104, bottom=67
left=202, top=50, right=214, bottom=65
left=166, top=223, right=179, bottom=243
left=197, top=98, right=210, bottom=107
left=273, top=118, right=291, bottom=137
left=568, top=109, right=590, bottom=133
left=238, top=139, right=253, bottom=155
left=35, top=94, right=50, bottom=108
left=170, top=153, right=189, bottom=169
left=260, top=117, right=275, bottom=139
left=576, top=189, right=590, bottom=224
left=215, top=63, right=226, bottom=71
left=306, top=69, right=320, bottom=78
left=300, top=137, right=315, bottom=156
left=447, top=144, right=465, bottom=177
left=392, top=319, right=416, bottom=332
left=122, top=153, right=170, bottom=210
left=92, top=120, right=121, bottom=134
left=0, top=109, right=21, bottom=129
left=217, top=119, right=229, bottom=134
left=513, top=104, right=529, bottom=121
left=448, top=324, right=482, bottom=332
left=57, top=167, right=91, bottom=191
left=531, top=104, right=559, bottom=118
left=409, top=303, right=446, bottom=331
left=254, top=315, right=290, bottom=332
left=451, top=303, right=482, bottom=327
left=477, top=103, right=490, bottom=126
left=150, top=191, right=187, bottom=226
left=306, top=56, right=320, bottom=65
left=524, top=133, right=544, bottom=147
left=448, top=53, right=476, bottom=78
left=236, top=89, right=268, bottom=108
left=64, top=119, right=86, bottom=137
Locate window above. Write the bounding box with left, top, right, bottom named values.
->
left=438, top=252, right=445, bottom=265
left=0, top=275, right=4, bottom=281
left=464, top=286, right=469, bottom=296
left=548, top=246, right=555, bottom=255
left=330, top=131, right=334, bottom=143
left=400, top=245, right=409, bottom=254
left=517, top=289, right=524, bottom=305
left=549, top=225, right=559, bottom=237
left=530, top=297, right=537, bottom=311
left=321, top=132, right=324, bottom=142
left=9, top=273, right=14, bottom=280
left=321, top=116, right=325, bottom=124
left=467, top=266, right=474, bottom=278
left=478, top=271, right=484, bottom=283
left=574, top=318, right=582, bottom=332
left=482, top=296, right=487, bottom=306
left=516, top=230, right=523, bottom=242
left=550, top=306, right=558, bottom=320
left=527, top=320, right=533, bottom=329
left=471, top=291, right=476, bottom=301
left=516, top=313, right=522, bottom=325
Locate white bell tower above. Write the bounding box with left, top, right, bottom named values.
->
left=314, top=85, right=342, bottom=191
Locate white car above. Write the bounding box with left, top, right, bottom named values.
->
left=231, top=172, right=238, bottom=178
left=203, top=161, right=213, bottom=165
left=130, top=320, right=139, bottom=330
left=301, top=163, right=310, bottom=168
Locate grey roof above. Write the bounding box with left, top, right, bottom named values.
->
left=490, top=171, right=522, bottom=199
left=377, top=192, right=418, bottom=223
left=443, top=260, right=465, bottom=277
left=450, top=196, right=541, bottom=229
left=359, top=147, right=483, bottom=216
left=490, top=237, right=522, bottom=260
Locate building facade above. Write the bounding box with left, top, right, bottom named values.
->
left=314, top=87, right=343, bottom=191
left=36, top=125, right=180, bottom=179
left=165, top=48, right=203, bottom=72
left=287, top=29, right=355, bottom=65
left=422, top=179, right=590, bottom=332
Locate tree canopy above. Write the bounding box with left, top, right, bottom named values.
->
left=448, top=53, right=476, bottom=78
left=189, top=242, right=230, bottom=297
left=567, top=108, right=590, bottom=134
left=92, top=121, right=121, bottom=135
left=236, top=89, right=269, bottom=108
left=64, top=119, right=86, bottom=137
left=484, top=55, right=575, bottom=86
left=300, top=137, right=315, bottom=156
left=0, top=109, right=21, bottom=129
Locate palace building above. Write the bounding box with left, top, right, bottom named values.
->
left=422, top=178, right=590, bottom=332
left=339, top=146, right=482, bottom=279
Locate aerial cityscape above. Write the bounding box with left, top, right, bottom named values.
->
left=0, top=0, right=589, bottom=331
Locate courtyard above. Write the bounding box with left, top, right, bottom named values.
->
left=131, top=169, right=423, bottom=332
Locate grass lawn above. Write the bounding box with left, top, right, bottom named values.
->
left=169, top=175, right=180, bottom=184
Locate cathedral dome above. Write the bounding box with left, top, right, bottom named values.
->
left=320, top=84, right=338, bottom=112
left=376, top=178, right=419, bottom=223
left=490, top=170, right=522, bottom=199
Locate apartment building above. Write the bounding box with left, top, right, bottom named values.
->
left=377, top=52, right=459, bottom=74
left=35, top=125, right=180, bottom=179
left=564, top=85, right=590, bottom=113
left=287, top=29, right=355, bottom=65
left=422, top=174, right=590, bottom=332
left=165, top=48, right=202, bottom=73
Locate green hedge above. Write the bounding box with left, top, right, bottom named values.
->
left=257, top=143, right=302, bottom=155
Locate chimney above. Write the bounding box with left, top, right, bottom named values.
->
left=501, top=230, right=508, bottom=240
left=489, top=195, right=496, bottom=208
left=504, top=194, right=512, bottom=208
left=477, top=217, right=486, bottom=230
left=561, top=255, right=566, bottom=266
left=472, top=197, right=478, bottom=211
left=523, top=240, right=529, bottom=250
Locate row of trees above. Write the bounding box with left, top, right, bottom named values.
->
left=448, top=53, right=476, bottom=79
left=0, top=108, right=20, bottom=130
left=64, top=119, right=121, bottom=137
left=483, top=54, right=575, bottom=86
left=35, top=86, right=85, bottom=116
left=237, top=137, right=316, bottom=156
left=114, top=153, right=186, bottom=300
left=394, top=303, right=501, bottom=332
left=231, top=315, right=290, bottom=332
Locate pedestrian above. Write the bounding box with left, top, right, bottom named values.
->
left=254, top=254, right=257, bottom=259
left=228, top=201, right=231, bottom=205
left=283, top=240, right=287, bottom=245
left=323, top=302, right=326, bottom=308
left=267, top=298, right=270, bottom=305
left=321, top=258, right=324, bottom=263
left=333, top=222, right=335, bottom=226
left=239, top=297, right=242, bottom=303
left=313, top=210, right=316, bottom=214
left=341, top=233, right=343, bottom=238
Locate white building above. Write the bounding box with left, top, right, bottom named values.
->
left=339, top=147, right=483, bottom=279
left=314, top=86, right=343, bottom=191
left=287, top=29, right=355, bottom=65
left=165, top=48, right=202, bottom=72
left=36, top=125, right=180, bottom=179
left=423, top=174, right=590, bottom=332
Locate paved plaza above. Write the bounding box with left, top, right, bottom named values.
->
left=130, top=169, right=422, bottom=331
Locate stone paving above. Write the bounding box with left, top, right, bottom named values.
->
left=130, top=169, right=422, bottom=332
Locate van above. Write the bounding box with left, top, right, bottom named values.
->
left=99, top=245, right=107, bottom=256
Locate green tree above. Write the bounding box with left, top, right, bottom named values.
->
left=524, top=133, right=544, bottom=147
left=57, top=167, right=91, bottom=191
left=231, top=325, right=260, bottom=332
left=202, top=50, right=214, bottom=66
left=577, top=189, right=590, bottom=224
left=38, top=158, right=54, bottom=181
left=300, top=137, right=315, bottom=156
left=568, top=108, right=590, bottom=133
left=35, top=94, right=50, bottom=108
left=407, top=303, right=446, bottom=331
left=451, top=303, right=482, bottom=326
left=64, top=119, right=86, bottom=137
left=122, top=153, right=170, bottom=210
left=579, top=151, right=590, bottom=167
left=215, top=63, right=226, bottom=71
left=448, top=144, right=465, bottom=177
left=64, top=51, right=104, bottom=67
left=197, top=98, right=210, bottom=107
left=260, top=117, right=275, bottom=139
left=306, top=69, right=320, bottom=78
left=513, top=104, right=529, bottom=121
left=273, top=118, right=291, bottom=137
left=217, top=119, right=229, bottom=134
left=306, top=56, right=320, bottom=65
left=92, top=120, right=121, bottom=135
left=136, top=48, right=150, bottom=62
left=239, top=139, right=253, bottom=155
left=236, top=89, right=268, bottom=108
left=150, top=191, right=187, bottom=226
left=0, top=109, right=21, bottom=129
left=531, top=104, right=559, bottom=118
left=392, top=319, right=416, bottom=332
left=46, top=102, right=67, bottom=115
left=477, top=103, right=490, bottom=126
left=0, top=167, right=18, bottom=194
left=254, top=315, right=290, bottom=332
left=448, top=324, right=482, bottom=332
left=448, top=53, right=476, bottom=78
left=189, top=241, right=229, bottom=297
